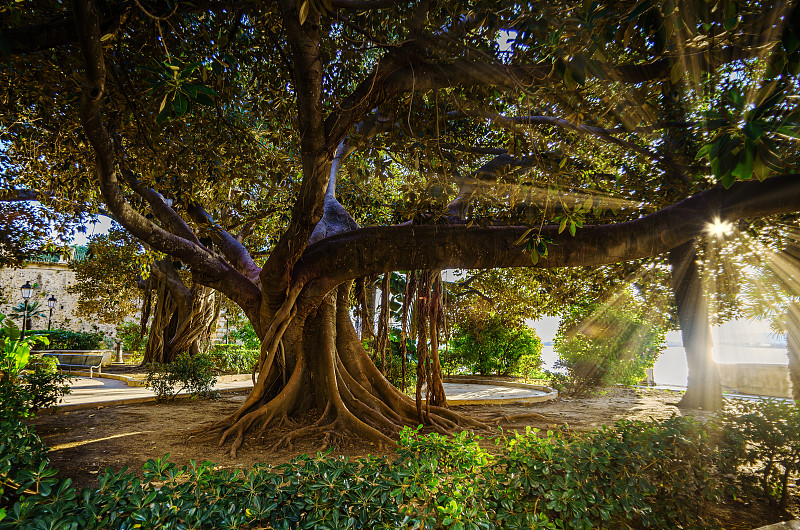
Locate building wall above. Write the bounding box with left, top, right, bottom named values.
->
left=0, top=262, right=119, bottom=336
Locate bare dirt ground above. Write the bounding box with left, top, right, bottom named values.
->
left=30, top=386, right=795, bottom=529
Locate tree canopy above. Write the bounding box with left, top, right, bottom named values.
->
left=3, top=0, right=800, bottom=449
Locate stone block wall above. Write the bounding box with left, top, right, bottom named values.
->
left=0, top=262, right=120, bottom=337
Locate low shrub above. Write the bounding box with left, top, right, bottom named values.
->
left=145, top=352, right=218, bottom=401
left=30, top=329, right=106, bottom=351
left=553, top=300, right=665, bottom=395
left=19, top=356, right=71, bottom=413
left=450, top=315, right=543, bottom=377
left=208, top=343, right=260, bottom=374
left=1, top=416, right=723, bottom=529
left=1, top=390, right=797, bottom=528
left=229, top=322, right=260, bottom=350
left=717, top=399, right=800, bottom=510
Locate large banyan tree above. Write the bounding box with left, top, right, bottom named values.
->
left=3, top=0, right=800, bottom=453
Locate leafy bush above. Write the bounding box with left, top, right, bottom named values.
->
left=116, top=322, right=147, bottom=356
left=0, top=317, right=70, bottom=418
left=2, top=394, right=798, bottom=529
left=553, top=299, right=665, bottom=394
left=19, top=356, right=71, bottom=413
left=450, top=315, right=543, bottom=376
left=717, top=399, right=800, bottom=510
left=229, top=322, right=260, bottom=350
left=2, top=416, right=725, bottom=530
left=30, top=329, right=106, bottom=351
left=207, top=343, right=260, bottom=374
left=145, top=352, right=218, bottom=401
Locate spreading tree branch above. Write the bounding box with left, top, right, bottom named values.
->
left=71, top=0, right=262, bottom=322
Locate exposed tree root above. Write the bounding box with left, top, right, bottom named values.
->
left=481, top=412, right=557, bottom=424
left=213, top=282, right=490, bottom=456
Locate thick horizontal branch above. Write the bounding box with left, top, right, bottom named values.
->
left=295, top=174, right=800, bottom=293
left=187, top=204, right=262, bottom=285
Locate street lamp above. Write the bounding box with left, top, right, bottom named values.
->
left=47, top=295, right=57, bottom=331
left=20, top=281, right=32, bottom=339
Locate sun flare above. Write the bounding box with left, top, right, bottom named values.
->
left=705, top=217, right=734, bottom=239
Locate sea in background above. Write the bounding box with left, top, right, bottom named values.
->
left=529, top=317, right=788, bottom=388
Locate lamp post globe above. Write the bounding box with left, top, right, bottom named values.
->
left=20, top=281, right=32, bottom=339
left=47, top=295, right=57, bottom=331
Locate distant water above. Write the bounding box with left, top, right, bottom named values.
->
left=539, top=343, right=788, bottom=388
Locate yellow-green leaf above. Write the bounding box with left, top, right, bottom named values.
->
left=298, top=0, right=310, bottom=25
left=513, top=227, right=535, bottom=246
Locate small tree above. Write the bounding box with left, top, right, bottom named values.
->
left=9, top=301, right=45, bottom=332
left=554, top=297, right=666, bottom=394
left=451, top=315, right=542, bottom=377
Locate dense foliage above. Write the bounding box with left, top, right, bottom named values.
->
left=2, top=399, right=799, bottom=528
left=450, top=315, right=543, bottom=377
left=207, top=343, right=260, bottom=374
left=31, top=329, right=107, bottom=351
left=719, top=399, right=800, bottom=510
left=553, top=297, right=666, bottom=394
left=116, top=322, right=147, bottom=359
left=68, top=226, right=146, bottom=326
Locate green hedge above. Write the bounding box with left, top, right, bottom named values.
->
left=30, top=330, right=106, bottom=351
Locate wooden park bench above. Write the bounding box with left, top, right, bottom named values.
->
left=42, top=353, right=104, bottom=378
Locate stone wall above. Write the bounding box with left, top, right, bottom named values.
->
left=0, top=262, right=121, bottom=337
left=718, top=362, right=792, bottom=398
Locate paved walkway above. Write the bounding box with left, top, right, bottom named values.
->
left=48, top=374, right=556, bottom=412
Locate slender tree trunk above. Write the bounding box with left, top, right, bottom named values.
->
left=669, top=239, right=722, bottom=410
left=787, top=303, right=800, bottom=402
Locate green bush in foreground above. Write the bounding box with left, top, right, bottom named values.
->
left=1, top=397, right=797, bottom=528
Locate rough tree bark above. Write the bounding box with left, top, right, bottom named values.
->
left=213, top=190, right=482, bottom=455
left=141, top=260, right=220, bottom=364
left=668, top=239, right=723, bottom=410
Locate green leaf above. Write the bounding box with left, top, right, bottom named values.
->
left=173, top=94, right=189, bottom=117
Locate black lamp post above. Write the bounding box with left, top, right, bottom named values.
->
left=20, top=281, right=33, bottom=339
left=47, top=295, right=57, bottom=331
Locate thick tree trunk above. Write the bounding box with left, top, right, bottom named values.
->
left=787, top=303, right=800, bottom=402
left=212, top=281, right=481, bottom=456
left=142, top=264, right=219, bottom=364
left=668, top=240, right=723, bottom=410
